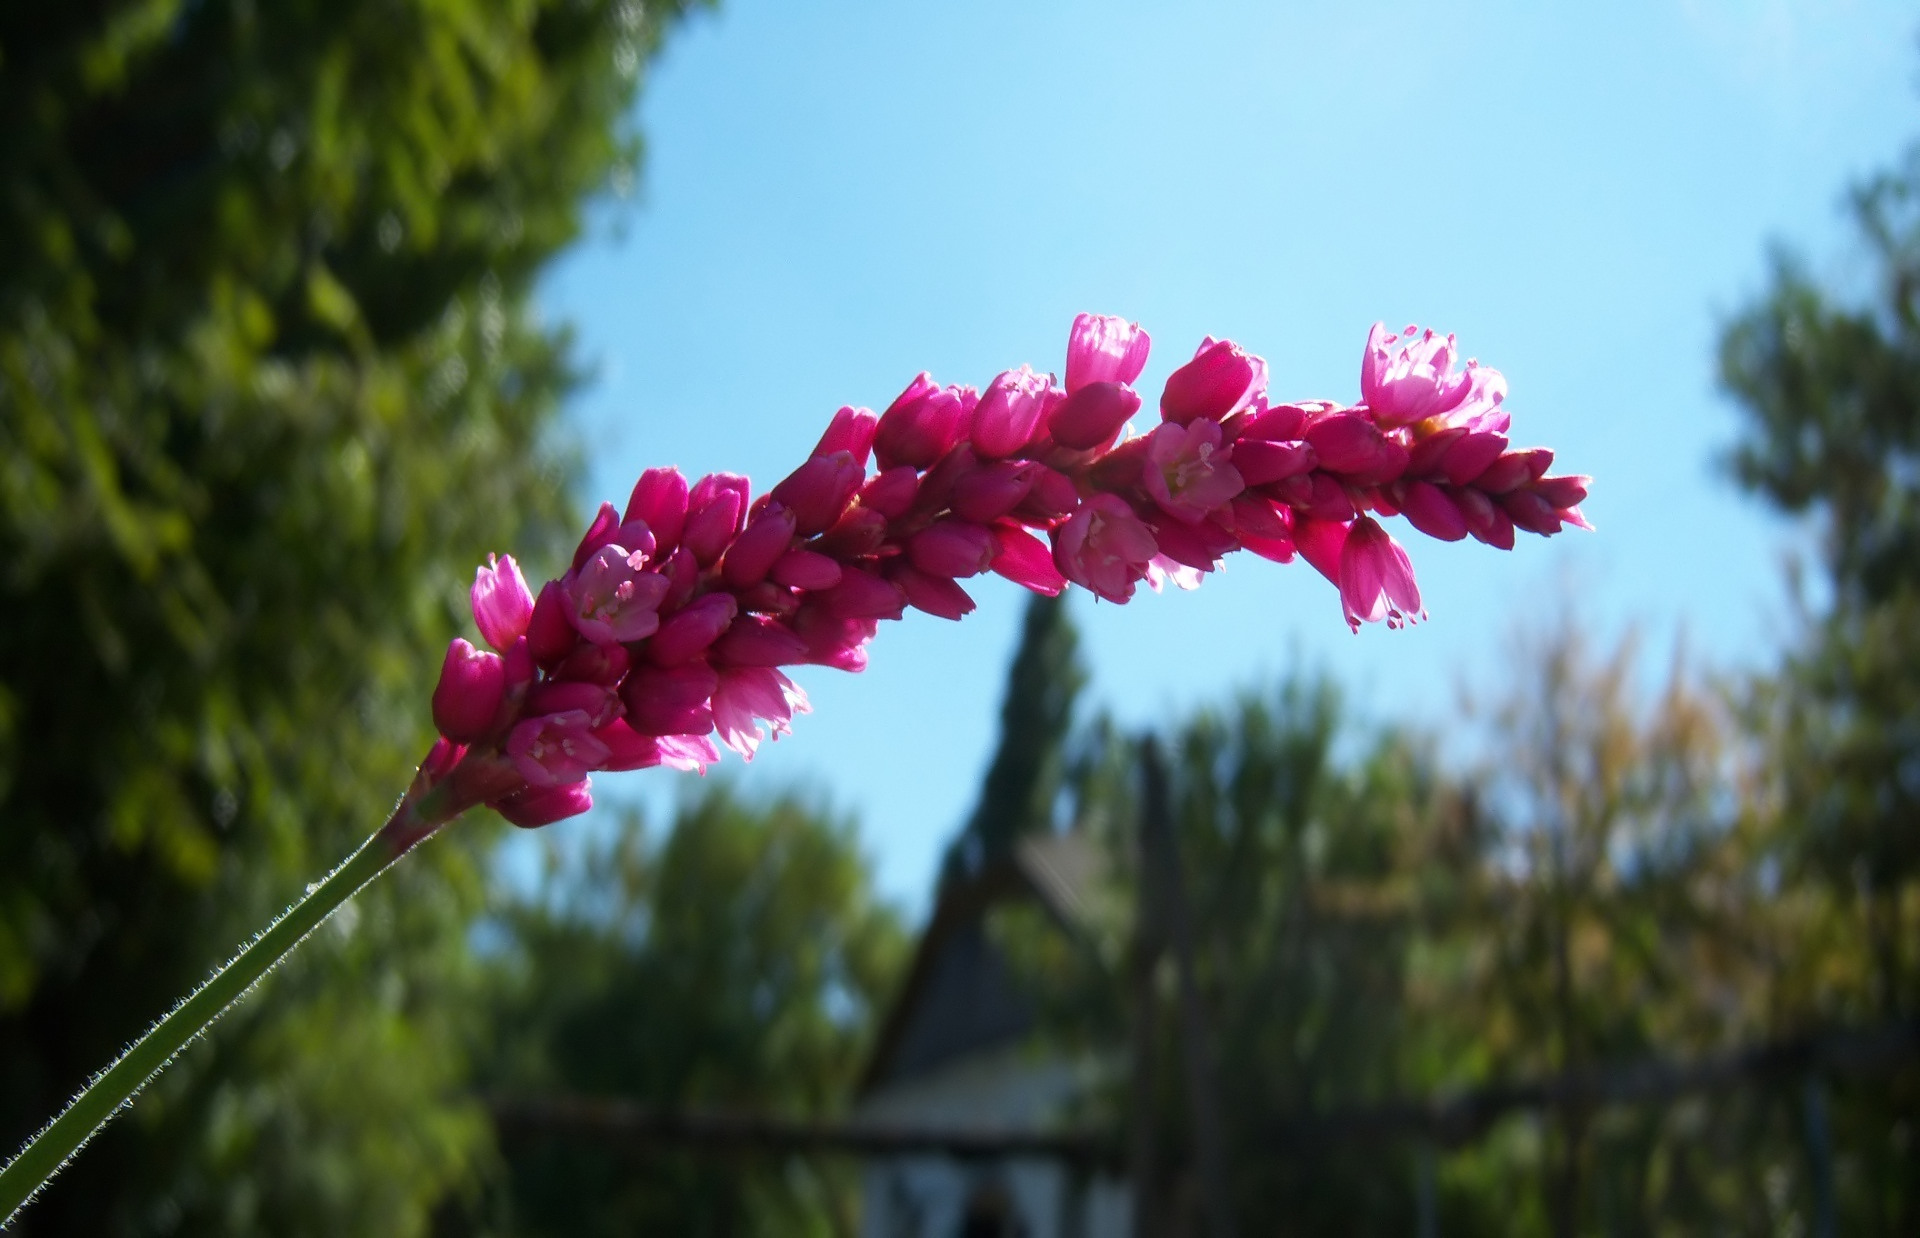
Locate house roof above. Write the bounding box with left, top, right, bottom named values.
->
left=858, top=830, right=1106, bottom=1097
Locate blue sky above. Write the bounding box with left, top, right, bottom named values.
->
left=526, top=0, right=1919, bottom=909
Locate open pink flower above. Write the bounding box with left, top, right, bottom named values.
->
left=1143, top=420, right=1245, bottom=523
left=1065, top=313, right=1151, bottom=393
left=1338, top=516, right=1423, bottom=631
left=1052, top=494, right=1159, bottom=603
left=1360, top=323, right=1472, bottom=428
left=566, top=544, right=670, bottom=644
left=711, top=666, right=811, bottom=760
left=507, top=709, right=612, bottom=786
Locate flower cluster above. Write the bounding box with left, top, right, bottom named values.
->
left=416, top=315, right=1589, bottom=830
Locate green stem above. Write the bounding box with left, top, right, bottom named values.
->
left=0, top=806, right=432, bottom=1227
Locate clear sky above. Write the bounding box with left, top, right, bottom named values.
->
left=524, top=0, right=1919, bottom=910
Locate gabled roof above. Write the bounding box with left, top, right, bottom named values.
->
left=859, top=830, right=1106, bottom=1097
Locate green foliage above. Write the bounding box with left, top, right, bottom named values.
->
left=0, top=0, right=704, bottom=1231
left=465, top=791, right=905, bottom=1237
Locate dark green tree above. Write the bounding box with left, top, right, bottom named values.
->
left=1720, top=136, right=1920, bottom=1232
left=0, top=0, right=704, bottom=1231
left=945, top=592, right=1085, bottom=880
left=466, top=790, right=905, bottom=1237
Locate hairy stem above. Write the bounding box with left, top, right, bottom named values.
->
left=0, top=802, right=437, bottom=1227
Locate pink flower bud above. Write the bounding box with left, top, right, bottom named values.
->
left=1230, top=439, right=1315, bottom=486
left=566, top=544, right=670, bottom=644
left=528, top=580, right=580, bottom=669
left=1531, top=474, right=1591, bottom=510
left=817, top=567, right=907, bottom=620
left=1236, top=402, right=1312, bottom=442
left=494, top=779, right=594, bottom=829
left=770, top=549, right=844, bottom=590
left=684, top=473, right=751, bottom=565
left=570, top=502, right=624, bottom=571
left=1454, top=487, right=1515, bottom=549
left=621, top=661, right=720, bottom=735
left=592, top=720, right=668, bottom=772
left=1398, top=481, right=1468, bottom=542
left=908, top=519, right=998, bottom=579
left=1160, top=337, right=1267, bottom=425
left=1338, top=515, right=1422, bottom=630
left=525, top=680, right=622, bottom=728
left=553, top=639, right=630, bottom=685
left=710, top=614, right=810, bottom=667
left=721, top=504, right=798, bottom=590
left=1053, top=494, right=1158, bottom=603
left=1065, top=313, right=1151, bottom=394
left=421, top=735, right=466, bottom=783
left=988, top=521, right=1068, bottom=596
left=1049, top=381, right=1141, bottom=451
left=737, top=581, right=801, bottom=617
left=1016, top=465, right=1081, bottom=524
left=971, top=365, right=1053, bottom=459
left=1405, top=425, right=1467, bottom=477
left=471, top=554, right=534, bottom=652
left=1144, top=420, right=1246, bottom=523
left=812, top=405, right=879, bottom=467
left=507, top=709, right=611, bottom=786
left=952, top=460, right=1035, bottom=523
left=874, top=373, right=971, bottom=469
left=1500, top=488, right=1564, bottom=536
left=1148, top=514, right=1235, bottom=572
left=1227, top=493, right=1292, bottom=542
left=1438, top=431, right=1510, bottom=486
left=646, top=592, right=738, bottom=666
left=1473, top=447, right=1554, bottom=495
left=1360, top=322, right=1471, bottom=428
left=712, top=666, right=810, bottom=760
left=771, top=452, right=863, bottom=536
left=1306, top=412, right=1405, bottom=480
left=1292, top=516, right=1348, bottom=585
left=890, top=562, right=977, bottom=620
left=793, top=605, right=878, bottom=671
left=859, top=465, right=921, bottom=519
left=624, top=467, right=689, bottom=553
left=814, top=506, right=889, bottom=558
left=432, top=638, right=505, bottom=744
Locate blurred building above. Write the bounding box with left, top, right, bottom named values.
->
left=855, top=831, right=1129, bottom=1238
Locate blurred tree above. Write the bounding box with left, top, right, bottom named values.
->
left=0, top=0, right=705, bottom=1232
left=464, top=791, right=905, bottom=1237
left=1721, top=136, right=1920, bottom=1230
left=944, top=592, right=1085, bottom=881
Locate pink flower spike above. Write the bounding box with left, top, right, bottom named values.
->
left=624, top=467, right=690, bottom=553
left=1360, top=322, right=1472, bottom=428
left=891, top=563, right=977, bottom=620
left=908, top=519, right=998, bottom=579
left=684, top=473, right=751, bottom=566
left=812, top=405, right=880, bottom=467
left=1159, top=338, right=1267, bottom=425
left=1144, top=420, right=1246, bottom=523
left=494, top=779, right=594, bottom=829
left=1338, top=516, right=1423, bottom=631
left=621, top=660, right=720, bottom=735
left=570, top=502, right=624, bottom=571
left=566, top=544, right=670, bottom=644
left=988, top=521, right=1068, bottom=596
left=646, top=592, right=740, bottom=666
left=507, top=709, right=612, bottom=786
left=1053, top=494, right=1158, bottom=603
left=972, top=365, right=1054, bottom=459
left=771, top=452, right=864, bottom=536
left=1065, top=313, right=1151, bottom=393
left=471, top=554, right=534, bottom=652
left=1049, top=381, right=1142, bottom=451
left=432, top=638, right=505, bottom=744
left=712, top=666, right=811, bottom=760
left=874, top=373, right=971, bottom=469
